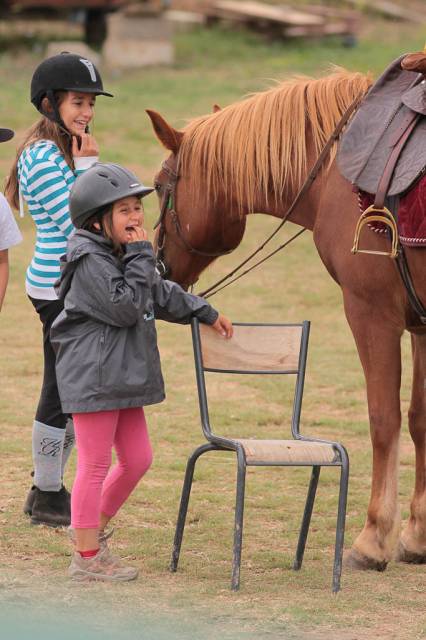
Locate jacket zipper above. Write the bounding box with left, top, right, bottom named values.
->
left=99, top=331, right=105, bottom=387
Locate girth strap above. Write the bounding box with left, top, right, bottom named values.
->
left=395, top=247, right=426, bottom=324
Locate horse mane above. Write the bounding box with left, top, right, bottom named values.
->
left=180, top=68, right=371, bottom=213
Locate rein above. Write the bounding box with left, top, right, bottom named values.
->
left=202, top=227, right=307, bottom=299
left=155, top=93, right=363, bottom=295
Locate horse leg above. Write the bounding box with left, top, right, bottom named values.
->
left=398, top=333, right=426, bottom=562
left=343, top=294, right=402, bottom=570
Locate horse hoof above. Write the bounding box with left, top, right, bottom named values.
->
left=344, top=548, right=388, bottom=572
left=396, top=542, right=426, bottom=564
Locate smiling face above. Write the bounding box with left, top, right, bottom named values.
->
left=58, top=91, right=96, bottom=135
left=110, top=196, right=144, bottom=245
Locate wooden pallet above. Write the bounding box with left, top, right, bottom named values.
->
left=210, top=1, right=323, bottom=26
left=206, top=1, right=357, bottom=38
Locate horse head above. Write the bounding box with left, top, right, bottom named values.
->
left=147, top=70, right=371, bottom=289
left=146, top=109, right=247, bottom=289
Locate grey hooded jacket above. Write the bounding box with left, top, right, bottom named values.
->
left=50, top=230, right=218, bottom=413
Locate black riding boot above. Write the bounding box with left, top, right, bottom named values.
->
left=23, top=484, right=37, bottom=516
left=30, top=486, right=71, bottom=527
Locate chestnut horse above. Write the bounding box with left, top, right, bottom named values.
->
left=147, top=68, right=426, bottom=571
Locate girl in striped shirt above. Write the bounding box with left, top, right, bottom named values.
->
left=5, top=52, right=113, bottom=528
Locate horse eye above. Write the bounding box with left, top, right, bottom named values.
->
left=154, top=182, right=162, bottom=193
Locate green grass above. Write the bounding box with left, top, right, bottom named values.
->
left=0, top=17, right=425, bottom=640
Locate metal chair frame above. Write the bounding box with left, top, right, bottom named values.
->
left=170, top=319, right=349, bottom=592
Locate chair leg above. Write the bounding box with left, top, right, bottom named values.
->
left=170, top=443, right=217, bottom=573
left=231, top=448, right=246, bottom=591
left=293, top=465, right=320, bottom=571
left=332, top=451, right=349, bottom=593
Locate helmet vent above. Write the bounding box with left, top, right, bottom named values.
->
left=97, top=171, right=119, bottom=187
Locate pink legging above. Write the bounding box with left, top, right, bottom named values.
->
left=71, top=407, right=153, bottom=529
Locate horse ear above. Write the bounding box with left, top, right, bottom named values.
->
left=213, top=104, right=221, bottom=112
left=146, top=109, right=183, bottom=154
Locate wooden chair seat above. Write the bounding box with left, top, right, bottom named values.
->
left=233, top=438, right=337, bottom=465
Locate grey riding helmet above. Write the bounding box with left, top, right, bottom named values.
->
left=70, top=162, right=154, bottom=229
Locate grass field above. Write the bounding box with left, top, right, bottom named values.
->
left=0, top=17, right=425, bottom=640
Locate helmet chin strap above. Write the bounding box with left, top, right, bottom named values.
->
left=42, top=90, right=72, bottom=140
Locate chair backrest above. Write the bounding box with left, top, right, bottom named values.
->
left=191, top=320, right=310, bottom=441
left=200, top=323, right=302, bottom=373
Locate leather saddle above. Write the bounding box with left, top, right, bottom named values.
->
left=337, top=54, right=426, bottom=197
left=338, top=51, right=426, bottom=324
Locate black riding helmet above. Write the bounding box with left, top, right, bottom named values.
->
left=0, top=127, right=14, bottom=143
left=30, top=52, right=113, bottom=126
left=70, top=162, right=154, bottom=229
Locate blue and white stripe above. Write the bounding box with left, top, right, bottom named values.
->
left=19, top=140, right=83, bottom=300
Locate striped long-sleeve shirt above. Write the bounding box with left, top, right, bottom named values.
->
left=18, top=140, right=95, bottom=300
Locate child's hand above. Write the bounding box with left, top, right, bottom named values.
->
left=211, top=314, right=233, bottom=338
left=72, top=134, right=99, bottom=157
left=127, top=226, right=148, bottom=243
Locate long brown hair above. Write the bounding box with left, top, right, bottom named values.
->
left=5, top=92, right=74, bottom=210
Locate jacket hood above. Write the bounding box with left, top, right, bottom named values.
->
left=55, top=230, right=113, bottom=300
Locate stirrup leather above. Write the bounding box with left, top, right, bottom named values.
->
left=351, top=204, right=399, bottom=259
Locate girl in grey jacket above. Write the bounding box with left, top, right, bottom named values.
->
left=51, top=162, right=232, bottom=582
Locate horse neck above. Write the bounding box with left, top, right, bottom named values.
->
left=246, top=142, right=326, bottom=231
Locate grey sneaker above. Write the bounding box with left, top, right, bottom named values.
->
left=68, top=547, right=138, bottom=582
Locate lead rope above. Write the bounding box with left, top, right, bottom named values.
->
left=198, top=93, right=364, bottom=299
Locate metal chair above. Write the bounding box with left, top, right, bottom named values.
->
left=170, top=319, right=349, bottom=592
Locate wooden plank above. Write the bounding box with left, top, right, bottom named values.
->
left=303, top=4, right=357, bottom=18
left=200, top=324, right=302, bottom=372
left=211, top=1, right=324, bottom=26
left=283, top=21, right=354, bottom=38
left=344, top=0, right=426, bottom=23
left=14, top=0, right=124, bottom=8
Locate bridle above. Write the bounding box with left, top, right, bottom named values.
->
left=154, top=155, right=234, bottom=279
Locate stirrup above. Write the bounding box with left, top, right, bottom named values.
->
left=351, top=204, right=399, bottom=259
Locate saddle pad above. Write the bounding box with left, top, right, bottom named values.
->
left=358, top=173, right=426, bottom=247
left=337, top=56, right=426, bottom=196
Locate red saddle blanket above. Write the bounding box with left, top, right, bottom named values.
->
left=358, top=173, right=426, bottom=247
